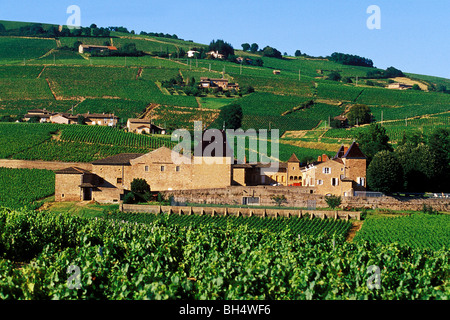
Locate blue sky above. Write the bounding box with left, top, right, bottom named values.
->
left=2, top=0, right=449, bottom=78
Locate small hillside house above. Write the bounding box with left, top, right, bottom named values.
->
left=23, top=109, right=55, bottom=123
left=127, top=118, right=166, bottom=134
left=79, top=45, right=118, bottom=54
left=199, top=77, right=239, bottom=91
left=388, top=83, right=413, bottom=90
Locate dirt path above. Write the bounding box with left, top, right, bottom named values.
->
left=140, top=103, right=161, bottom=119
left=136, top=67, right=143, bottom=80
left=346, top=220, right=363, bottom=242
left=37, top=65, right=46, bottom=79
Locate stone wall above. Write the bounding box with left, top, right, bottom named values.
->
left=120, top=204, right=361, bottom=220
left=343, top=196, right=450, bottom=212
left=161, top=186, right=320, bottom=207
left=161, top=186, right=450, bottom=212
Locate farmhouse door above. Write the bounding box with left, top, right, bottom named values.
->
left=83, top=188, right=92, bottom=201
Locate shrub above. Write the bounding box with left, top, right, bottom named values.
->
left=271, top=195, right=287, bottom=207
left=123, top=192, right=135, bottom=204
left=325, top=195, right=342, bottom=209
left=421, top=204, right=440, bottom=215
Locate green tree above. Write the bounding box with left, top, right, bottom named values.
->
left=77, top=115, right=85, bottom=125
left=131, top=178, right=150, bottom=194
left=347, top=104, right=371, bottom=126
left=427, top=128, right=450, bottom=192
left=325, top=195, right=342, bottom=209
left=396, top=144, right=439, bottom=192
left=250, top=43, right=259, bottom=53
left=412, top=84, right=421, bottom=91
left=399, top=129, right=424, bottom=147
left=384, top=66, right=404, bottom=78
left=73, top=41, right=83, bottom=51
left=253, top=57, right=263, bottom=66
left=130, top=178, right=151, bottom=203
left=327, top=71, right=341, bottom=81
left=295, top=50, right=302, bottom=57
left=241, top=43, right=250, bottom=51
left=216, top=103, right=243, bottom=130
left=28, top=116, right=40, bottom=123
left=262, top=46, right=282, bottom=59
left=437, top=85, right=447, bottom=93
left=367, top=150, right=403, bottom=194
left=208, top=39, right=234, bottom=58
left=356, top=123, right=392, bottom=163
left=271, top=195, right=287, bottom=207
left=72, top=28, right=82, bottom=37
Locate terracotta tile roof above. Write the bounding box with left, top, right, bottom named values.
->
left=287, top=153, right=300, bottom=163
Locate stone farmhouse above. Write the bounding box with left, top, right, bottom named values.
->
left=126, top=119, right=166, bottom=134
left=23, top=109, right=55, bottom=123
left=206, top=50, right=225, bottom=59
left=199, top=77, right=240, bottom=91
left=23, top=109, right=118, bottom=126
left=388, top=83, right=413, bottom=90
left=55, top=130, right=367, bottom=203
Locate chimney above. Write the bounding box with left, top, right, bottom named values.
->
left=322, top=154, right=329, bottom=162
left=317, top=156, right=322, bottom=162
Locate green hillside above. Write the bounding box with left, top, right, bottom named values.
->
left=0, top=20, right=449, bottom=162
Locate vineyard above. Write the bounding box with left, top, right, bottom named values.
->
left=322, top=114, right=450, bottom=143
left=59, top=125, right=175, bottom=149
left=0, top=207, right=448, bottom=300
left=353, top=214, right=450, bottom=251
left=0, top=168, right=55, bottom=209
left=0, top=123, right=174, bottom=162
left=104, top=211, right=352, bottom=238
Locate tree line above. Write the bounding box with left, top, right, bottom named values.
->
left=0, top=22, right=181, bottom=41
left=357, top=124, right=450, bottom=194
left=328, top=52, right=374, bottom=68
left=0, top=23, right=110, bottom=38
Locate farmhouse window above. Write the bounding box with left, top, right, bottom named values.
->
left=331, top=178, right=339, bottom=186
left=323, top=167, right=331, bottom=174
left=145, top=166, right=149, bottom=172
left=317, top=180, right=323, bottom=185
left=161, top=166, right=165, bottom=172
left=357, top=177, right=365, bottom=187
left=117, top=178, right=123, bottom=184
left=176, top=166, right=180, bottom=172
